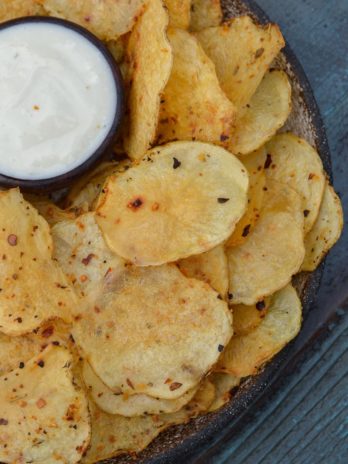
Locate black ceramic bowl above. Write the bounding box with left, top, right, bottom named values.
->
left=100, top=1, right=331, bottom=463
left=0, top=16, right=124, bottom=192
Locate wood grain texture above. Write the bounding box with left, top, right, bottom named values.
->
left=197, top=0, right=348, bottom=462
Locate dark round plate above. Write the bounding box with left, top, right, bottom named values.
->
left=101, top=1, right=332, bottom=463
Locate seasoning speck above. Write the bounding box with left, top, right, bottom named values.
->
left=242, top=224, right=251, bottom=237
left=7, top=234, right=17, bottom=246
left=173, top=157, right=181, bottom=169
left=37, top=360, right=45, bottom=368
left=218, top=344, right=224, bottom=352
left=264, top=154, right=272, bottom=169
left=256, top=300, right=266, bottom=311
left=303, top=209, right=310, bottom=217
left=169, top=382, right=182, bottom=391
left=217, top=198, right=230, bottom=204
left=0, top=418, right=8, bottom=425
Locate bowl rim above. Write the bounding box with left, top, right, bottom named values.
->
left=0, top=16, right=124, bottom=192
left=101, top=1, right=332, bottom=463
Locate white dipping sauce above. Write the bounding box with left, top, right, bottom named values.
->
left=0, top=22, right=117, bottom=180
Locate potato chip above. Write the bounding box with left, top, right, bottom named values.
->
left=0, top=189, right=77, bottom=335
left=124, top=0, right=172, bottom=159
left=82, top=380, right=214, bottom=463
left=156, top=28, right=236, bottom=147
left=164, top=0, right=191, bottom=29
left=218, top=284, right=302, bottom=377
left=0, top=345, right=90, bottom=463
left=230, top=70, right=292, bottom=155
left=41, top=0, right=146, bottom=40
left=96, top=141, right=248, bottom=265
left=178, top=245, right=229, bottom=297
left=208, top=372, right=240, bottom=411
left=106, top=34, right=130, bottom=64
left=72, top=264, right=232, bottom=399
left=227, top=180, right=305, bottom=305
left=0, top=320, right=73, bottom=377
left=232, top=298, right=270, bottom=336
left=190, top=0, right=222, bottom=32
left=265, top=133, right=326, bottom=233
left=82, top=361, right=197, bottom=416
left=26, top=196, right=77, bottom=226
left=65, top=160, right=131, bottom=212
left=227, top=147, right=266, bottom=247
left=195, top=16, right=285, bottom=110
left=0, top=0, right=44, bottom=22
left=52, top=212, right=125, bottom=299
left=301, top=182, right=343, bottom=271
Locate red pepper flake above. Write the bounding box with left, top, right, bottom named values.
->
left=127, top=197, right=143, bottom=211
left=256, top=300, right=266, bottom=311
left=37, top=360, right=45, bottom=368
left=218, top=344, right=224, bottom=352
left=41, top=326, right=54, bottom=338
left=264, top=154, right=272, bottom=169
left=151, top=202, right=160, bottom=211
left=36, top=398, right=47, bottom=409
left=80, top=275, right=88, bottom=282
left=173, top=157, right=181, bottom=169
left=7, top=234, right=17, bottom=246
left=0, top=418, right=8, bottom=425
left=169, top=382, right=182, bottom=391
left=308, top=173, right=315, bottom=180
left=217, top=198, right=230, bottom=204
left=164, top=378, right=172, bottom=384
left=82, top=254, right=94, bottom=266
left=303, top=209, right=310, bottom=217
left=255, top=47, right=265, bottom=58
left=242, top=224, right=251, bottom=237
left=220, top=133, right=229, bottom=142
left=126, top=378, right=135, bottom=389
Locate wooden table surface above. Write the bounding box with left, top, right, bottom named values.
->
left=198, top=1, right=348, bottom=463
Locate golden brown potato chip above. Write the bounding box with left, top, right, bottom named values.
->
left=26, top=196, right=77, bottom=226
left=65, top=160, right=131, bottom=212
left=82, top=380, right=214, bottom=463
left=0, top=345, right=90, bottom=463
left=227, top=180, right=305, bottom=305
left=265, top=133, right=326, bottom=233
left=0, top=0, right=44, bottom=22
left=227, top=147, right=266, bottom=247
left=301, top=182, right=343, bottom=271
left=196, top=16, right=285, bottom=110
left=218, top=284, right=302, bottom=377
left=96, top=141, right=248, bottom=265
left=52, top=212, right=126, bottom=299
left=0, top=320, right=73, bottom=377
left=41, top=0, right=146, bottom=40
left=124, top=0, right=172, bottom=159
left=208, top=372, right=240, bottom=411
left=72, top=264, right=232, bottom=399
left=232, top=298, right=270, bottom=336
left=190, top=0, right=222, bottom=32
left=0, top=189, right=77, bottom=335
left=178, top=245, right=229, bottom=297
left=83, top=361, right=197, bottom=416
left=156, top=28, right=236, bottom=146
left=106, top=34, right=130, bottom=64
left=230, top=70, right=292, bottom=155
left=164, top=0, right=191, bottom=29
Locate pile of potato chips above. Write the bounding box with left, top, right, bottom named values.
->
left=0, top=1, right=343, bottom=463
